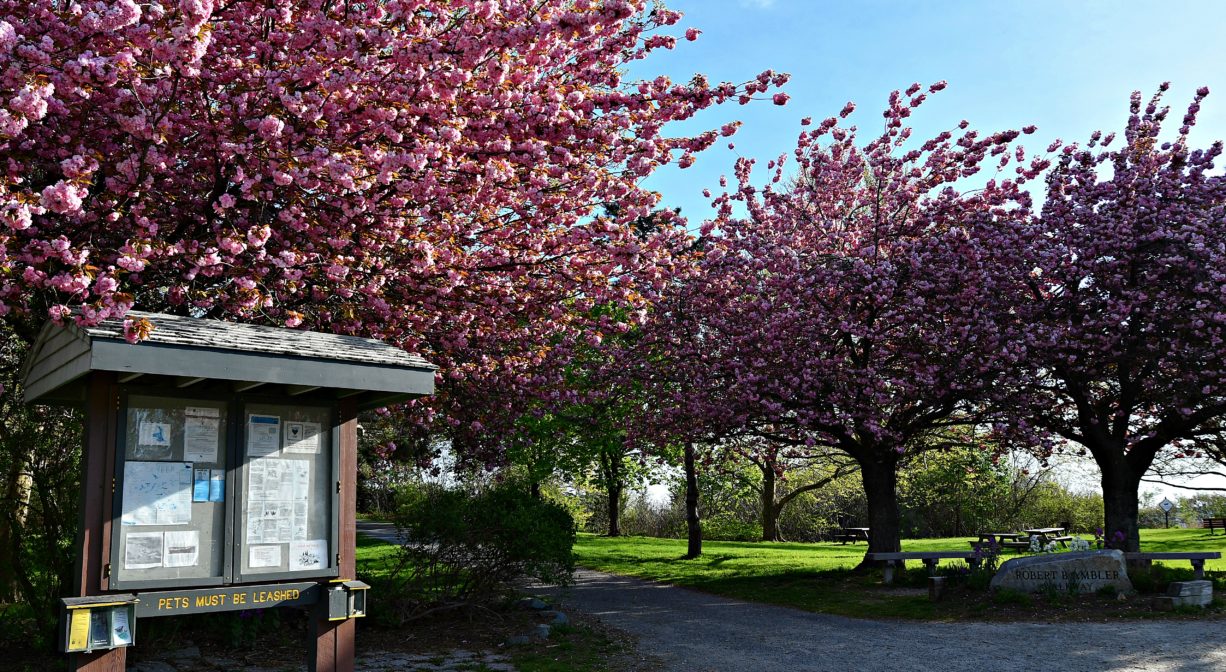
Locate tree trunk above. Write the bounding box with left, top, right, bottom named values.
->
left=606, top=480, right=622, bottom=537
left=0, top=453, right=31, bottom=602
left=598, top=445, right=623, bottom=537
left=858, top=452, right=902, bottom=566
left=529, top=479, right=541, bottom=500
left=760, top=466, right=780, bottom=542
left=683, top=442, right=702, bottom=558
left=1100, top=454, right=1144, bottom=552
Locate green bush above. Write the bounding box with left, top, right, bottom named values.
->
left=701, top=515, right=761, bottom=542
left=375, top=480, right=575, bottom=624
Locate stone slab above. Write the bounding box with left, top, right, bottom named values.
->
left=1167, top=580, right=1213, bottom=598
left=990, top=550, right=1133, bottom=594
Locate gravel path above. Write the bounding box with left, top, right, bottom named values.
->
left=539, top=569, right=1226, bottom=672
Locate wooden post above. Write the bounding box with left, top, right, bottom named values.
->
left=71, top=372, right=124, bottom=672
left=310, top=398, right=358, bottom=672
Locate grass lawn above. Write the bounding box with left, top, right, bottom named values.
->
left=570, top=528, right=1226, bottom=620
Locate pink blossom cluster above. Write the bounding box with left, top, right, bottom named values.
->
left=0, top=1, right=785, bottom=446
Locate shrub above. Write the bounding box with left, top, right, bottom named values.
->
left=992, top=588, right=1032, bottom=606
left=376, top=480, right=575, bottom=623
left=701, top=515, right=761, bottom=542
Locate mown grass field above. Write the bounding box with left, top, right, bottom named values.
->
left=570, top=528, right=1226, bottom=620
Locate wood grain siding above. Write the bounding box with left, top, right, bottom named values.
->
left=72, top=372, right=125, bottom=672
left=311, top=398, right=359, bottom=672
left=339, top=398, right=357, bottom=578
left=21, top=320, right=92, bottom=404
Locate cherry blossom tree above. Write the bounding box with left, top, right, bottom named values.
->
left=661, top=84, right=1052, bottom=555
left=717, top=433, right=858, bottom=542
left=1011, top=85, right=1226, bottom=551
left=0, top=1, right=786, bottom=443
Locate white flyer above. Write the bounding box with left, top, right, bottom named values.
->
left=289, top=540, right=328, bottom=571
left=291, top=460, right=310, bottom=499
left=124, top=532, right=164, bottom=569
left=292, top=501, right=308, bottom=541
left=245, top=458, right=310, bottom=543
left=162, top=530, right=199, bottom=568
left=284, top=421, right=322, bottom=453
left=138, top=421, right=172, bottom=447
left=247, top=415, right=281, bottom=457
left=121, top=461, right=193, bottom=526
left=183, top=415, right=220, bottom=463
left=184, top=406, right=220, bottom=418
left=249, top=544, right=281, bottom=568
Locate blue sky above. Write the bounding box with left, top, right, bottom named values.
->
left=636, top=0, right=1226, bottom=224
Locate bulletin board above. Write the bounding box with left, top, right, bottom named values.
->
left=110, top=394, right=230, bottom=589
left=109, top=393, right=338, bottom=589
left=237, top=402, right=337, bottom=581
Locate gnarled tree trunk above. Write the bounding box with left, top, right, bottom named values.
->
left=1099, top=450, right=1145, bottom=552
left=857, top=450, right=902, bottom=568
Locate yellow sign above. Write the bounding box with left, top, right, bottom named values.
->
left=67, top=608, right=91, bottom=650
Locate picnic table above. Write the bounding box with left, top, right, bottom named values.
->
left=971, top=532, right=1029, bottom=552
left=1023, top=527, right=1073, bottom=547
left=835, top=527, right=870, bottom=544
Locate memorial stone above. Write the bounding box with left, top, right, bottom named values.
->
left=990, top=550, right=1133, bottom=594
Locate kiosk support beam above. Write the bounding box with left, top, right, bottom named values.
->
left=71, top=372, right=125, bottom=672
left=310, top=397, right=358, bottom=672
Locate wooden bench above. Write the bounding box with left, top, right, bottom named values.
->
left=866, top=552, right=981, bottom=585
left=1202, top=518, right=1226, bottom=535
left=1123, top=552, right=1221, bottom=580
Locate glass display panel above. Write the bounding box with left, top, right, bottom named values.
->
left=114, top=396, right=227, bottom=584
left=239, top=403, right=333, bottom=576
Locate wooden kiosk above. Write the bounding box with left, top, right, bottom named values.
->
left=20, top=311, right=436, bottom=671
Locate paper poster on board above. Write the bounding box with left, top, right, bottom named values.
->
left=245, top=458, right=310, bottom=544
left=124, top=532, right=164, bottom=569
left=249, top=544, right=281, bottom=568
left=184, top=414, right=220, bottom=463
left=289, top=539, right=328, bottom=571
left=284, top=421, right=321, bottom=453
left=138, top=421, right=171, bottom=446
left=121, top=461, right=193, bottom=526
left=163, top=530, right=199, bottom=568
left=209, top=470, right=225, bottom=502
left=192, top=468, right=210, bottom=502
left=134, top=418, right=173, bottom=459
left=247, top=415, right=281, bottom=457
